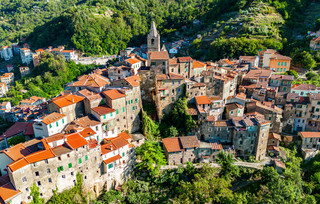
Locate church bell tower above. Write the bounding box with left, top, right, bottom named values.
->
left=147, top=21, right=161, bottom=53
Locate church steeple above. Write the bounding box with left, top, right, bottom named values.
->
left=147, top=21, right=160, bottom=53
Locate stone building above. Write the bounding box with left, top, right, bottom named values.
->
left=33, top=112, right=67, bottom=138
left=269, top=75, right=293, bottom=93
left=168, top=57, right=193, bottom=78
left=19, top=67, right=31, bottom=78
left=185, top=80, right=206, bottom=103
left=154, top=73, right=185, bottom=118
left=225, top=103, right=244, bottom=119
left=68, top=73, right=110, bottom=93
left=48, top=94, right=85, bottom=122
left=147, top=21, right=160, bottom=53
left=201, top=115, right=270, bottom=160
left=1, top=131, right=136, bottom=203
left=0, top=73, right=14, bottom=85
left=299, top=131, right=320, bottom=150
left=91, top=105, right=117, bottom=138
left=162, top=136, right=200, bottom=165
left=0, top=82, right=8, bottom=97
left=107, top=65, right=133, bottom=81
left=76, top=89, right=103, bottom=116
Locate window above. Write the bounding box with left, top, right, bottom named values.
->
left=22, top=177, right=27, bottom=182
left=48, top=178, right=52, bottom=183
left=57, top=166, right=64, bottom=172
left=110, top=112, right=113, bottom=117
left=85, top=155, right=88, bottom=161
left=162, top=90, right=165, bottom=95
left=132, top=106, right=135, bottom=111
left=285, top=62, right=287, bottom=66
left=108, top=163, right=113, bottom=169
left=278, top=62, right=280, bottom=66
left=123, top=107, right=125, bottom=112
left=58, top=157, right=61, bottom=161
left=122, top=152, right=125, bottom=157
left=284, top=68, right=286, bottom=72
left=277, top=68, right=279, bottom=72
left=71, top=172, right=74, bottom=176
left=281, top=62, right=283, bottom=66
left=62, top=175, right=66, bottom=179
left=135, top=98, right=138, bottom=103
left=116, top=109, right=119, bottom=114
left=35, top=171, right=39, bottom=176
left=163, top=81, right=165, bottom=85
left=172, top=81, right=174, bottom=85
left=280, top=68, right=283, bottom=72
left=56, top=122, right=58, bottom=127
left=104, top=114, right=106, bottom=119
left=131, top=99, right=133, bottom=104
left=68, top=163, right=72, bottom=168
left=37, top=181, right=41, bottom=186
left=49, top=124, right=52, bottom=128
left=62, top=119, right=64, bottom=124
left=78, top=158, right=82, bottom=164
left=47, top=168, right=51, bottom=173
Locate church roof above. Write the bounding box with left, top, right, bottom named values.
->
left=149, top=21, right=158, bottom=37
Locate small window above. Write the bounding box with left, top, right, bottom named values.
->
left=68, top=163, right=72, bottom=168
left=116, top=109, right=119, bottom=114
left=22, top=177, right=27, bottom=182
left=47, top=168, right=51, bottom=173
left=56, top=122, right=58, bottom=127
left=104, top=114, right=106, bottom=119
left=62, top=175, right=66, bottom=179
left=108, top=163, right=113, bottom=169
left=110, top=112, right=113, bottom=117
left=48, top=178, right=52, bottom=183
left=123, top=107, right=125, bottom=112
left=78, top=158, right=82, bottom=164
left=62, top=119, right=64, bottom=124
left=71, top=172, right=74, bottom=176
left=122, top=152, right=125, bottom=157
left=37, top=181, right=41, bottom=186
left=131, top=99, right=133, bottom=104
left=57, top=166, right=64, bottom=172
left=49, top=124, right=52, bottom=128
left=35, top=172, right=39, bottom=176
left=85, top=155, right=88, bottom=161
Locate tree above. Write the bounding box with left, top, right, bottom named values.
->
left=29, top=183, right=45, bottom=204
left=135, top=140, right=166, bottom=176
left=217, top=151, right=239, bottom=179
left=284, top=70, right=299, bottom=79
left=293, top=51, right=316, bottom=70
left=165, top=126, right=179, bottom=137
left=141, top=111, right=160, bottom=140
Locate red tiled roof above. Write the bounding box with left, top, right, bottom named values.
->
left=118, top=132, right=131, bottom=140
left=162, top=137, right=181, bottom=152
left=78, top=127, right=96, bottom=138
left=65, top=133, right=88, bottom=149
left=101, top=143, right=118, bottom=155
left=1, top=143, right=32, bottom=161
left=88, top=139, right=98, bottom=149
left=125, top=58, right=141, bottom=64
left=195, top=95, right=211, bottom=105
left=225, top=103, right=243, bottom=110
left=45, top=133, right=65, bottom=143
left=149, top=51, right=169, bottom=60
left=211, top=142, right=223, bottom=150
left=41, top=112, right=66, bottom=125
left=178, top=56, right=193, bottom=63
left=269, top=132, right=281, bottom=140
left=92, top=105, right=116, bottom=116
left=193, top=61, right=206, bottom=68
left=0, top=183, right=21, bottom=202
left=70, top=73, right=110, bottom=88
left=25, top=149, right=55, bottom=164
left=299, top=132, right=320, bottom=138
left=103, top=154, right=122, bottom=164
left=0, top=122, right=31, bottom=141
left=51, top=94, right=84, bottom=108
left=292, top=84, right=320, bottom=91
left=102, top=89, right=126, bottom=100
left=156, top=73, right=185, bottom=80
left=124, top=75, right=140, bottom=87
left=110, top=136, right=129, bottom=149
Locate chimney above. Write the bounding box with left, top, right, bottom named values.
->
left=110, top=145, right=113, bottom=150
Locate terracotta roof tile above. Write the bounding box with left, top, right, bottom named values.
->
left=92, top=105, right=116, bottom=116
left=299, top=132, right=320, bottom=138
left=226, top=103, right=243, bottom=110
left=45, top=133, right=65, bottom=143
left=180, top=136, right=200, bottom=149
left=291, top=84, right=320, bottom=91
left=102, top=89, right=126, bottom=100
left=0, top=183, right=21, bottom=202
left=195, top=95, right=211, bottom=105
left=125, top=58, right=141, bottom=64
left=78, top=127, right=96, bottom=138
left=118, top=132, right=131, bottom=140
left=178, top=56, right=193, bottom=63
left=101, top=143, right=118, bottom=155
left=70, top=73, right=110, bottom=88
left=269, top=132, right=281, bottom=140
left=110, top=136, right=129, bottom=149
left=88, top=139, right=98, bottom=149
left=162, top=137, right=181, bottom=152
left=0, top=122, right=31, bottom=141
left=65, top=133, right=88, bottom=149
left=8, top=158, right=29, bottom=172
left=51, top=94, right=84, bottom=108
left=72, top=116, right=100, bottom=127
left=77, top=89, right=102, bottom=101
left=124, top=75, right=140, bottom=87
left=193, top=61, right=206, bottom=68
left=103, top=154, right=122, bottom=164
left=41, top=112, right=66, bottom=125
left=244, top=70, right=272, bottom=79
left=149, top=51, right=169, bottom=60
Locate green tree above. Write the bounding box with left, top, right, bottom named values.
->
left=135, top=140, right=166, bottom=176
left=293, top=51, right=316, bottom=70
left=141, top=111, right=160, bottom=140
left=284, top=70, right=299, bottom=79
left=29, top=183, right=45, bottom=204
left=217, top=151, right=239, bottom=179
left=165, top=126, right=179, bottom=137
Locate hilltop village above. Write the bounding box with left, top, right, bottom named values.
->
left=0, top=22, right=319, bottom=204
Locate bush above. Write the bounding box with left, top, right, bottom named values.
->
left=8, top=135, right=25, bottom=146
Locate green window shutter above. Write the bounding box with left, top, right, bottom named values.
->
left=135, top=98, right=138, bottom=103
left=162, top=90, right=165, bottom=95
left=85, top=155, right=88, bottom=161
left=277, top=68, right=279, bottom=72
left=163, top=81, right=165, bottom=85
left=110, top=112, right=113, bottom=117
left=57, top=167, right=60, bottom=172
left=281, top=62, right=283, bottom=66
left=108, top=163, right=113, bottom=169
left=116, top=109, right=119, bottom=114
left=56, top=122, right=58, bottom=127
left=131, top=99, right=133, bottom=103
left=132, top=106, right=135, bottom=110
left=61, top=166, right=64, bottom=171
left=284, top=68, right=286, bottom=72
left=285, top=62, right=287, bottom=66
left=62, top=119, right=64, bottom=124
left=104, top=114, right=106, bottom=119
left=110, top=120, right=114, bottom=126
left=105, top=125, right=108, bottom=130
left=280, top=68, right=283, bottom=72
left=78, top=158, right=82, bottom=164
left=122, top=152, right=125, bottom=157
left=126, top=101, right=127, bottom=105
left=49, top=124, right=52, bottom=128
left=68, top=163, right=72, bottom=168
left=278, top=62, right=280, bottom=66
left=123, top=107, right=125, bottom=112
